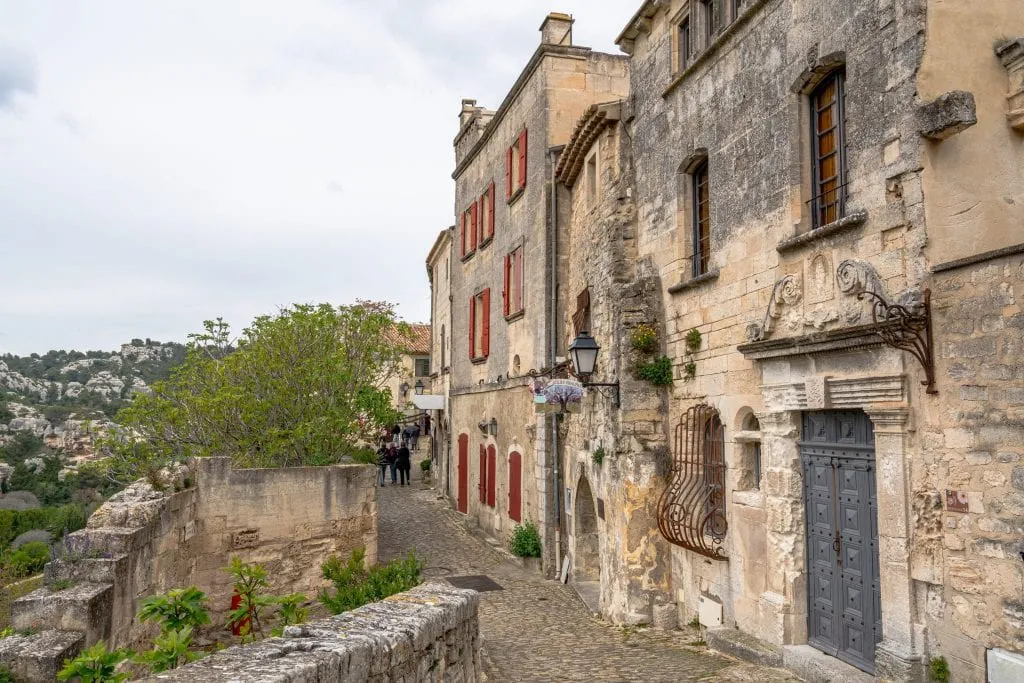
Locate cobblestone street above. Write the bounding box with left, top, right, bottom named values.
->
left=378, top=470, right=799, bottom=682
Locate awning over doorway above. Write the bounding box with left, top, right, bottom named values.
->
left=410, top=394, right=445, bottom=410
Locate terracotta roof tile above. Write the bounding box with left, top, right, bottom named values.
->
left=383, top=324, right=431, bottom=355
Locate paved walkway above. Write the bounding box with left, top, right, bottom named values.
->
left=378, top=469, right=798, bottom=682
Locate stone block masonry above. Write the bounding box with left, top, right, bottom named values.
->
left=144, top=583, right=481, bottom=682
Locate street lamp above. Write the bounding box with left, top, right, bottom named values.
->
left=568, top=330, right=619, bottom=408
left=414, top=379, right=425, bottom=395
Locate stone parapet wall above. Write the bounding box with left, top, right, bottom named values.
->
left=144, top=583, right=481, bottom=683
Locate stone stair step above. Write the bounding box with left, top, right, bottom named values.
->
left=11, top=582, right=114, bottom=646
left=706, top=627, right=784, bottom=667
left=45, top=553, right=130, bottom=586
left=0, top=629, right=84, bottom=683
left=63, top=527, right=147, bottom=556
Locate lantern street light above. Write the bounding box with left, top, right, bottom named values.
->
left=568, top=330, right=620, bottom=408
left=414, top=379, right=425, bottom=395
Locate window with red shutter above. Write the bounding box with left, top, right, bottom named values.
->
left=481, top=289, right=490, bottom=357
left=515, top=247, right=524, bottom=312
left=502, top=254, right=511, bottom=317
left=460, top=212, right=466, bottom=258
left=468, top=295, right=476, bottom=359
left=506, top=147, right=513, bottom=200
left=517, top=129, right=527, bottom=189
left=470, top=203, right=478, bottom=251
left=487, top=182, right=495, bottom=238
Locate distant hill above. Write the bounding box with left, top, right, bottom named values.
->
left=0, top=340, right=187, bottom=446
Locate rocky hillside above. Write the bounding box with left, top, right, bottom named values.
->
left=0, top=340, right=186, bottom=455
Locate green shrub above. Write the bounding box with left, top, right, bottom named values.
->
left=420, top=459, right=432, bottom=472
left=348, top=447, right=378, bottom=465
left=685, top=327, right=702, bottom=352
left=929, top=656, right=950, bottom=683
left=592, top=446, right=605, bottom=466
left=270, top=593, right=309, bottom=637
left=138, top=587, right=210, bottom=633
left=629, top=324, right=658, bottom=353
left=319, top=547, right=421, bottom=614
left=224, top=558, right=274, bottom=642
left=0, top=504, right=87, bottom=550
left=6, top=541, right=50, bottom=576
left=509, top=521, right=542, bottom=558
left=636, top=356, right=674, bottom=386
left=134, top=627, right=196, bottom=672
left=0, top=665, right=12, bottom=683
left=683, top=361, right=697, bottom=381
left=57, top=641, right=133, bottom=682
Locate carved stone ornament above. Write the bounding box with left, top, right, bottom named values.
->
left=745, top=274, right=802, bottom=341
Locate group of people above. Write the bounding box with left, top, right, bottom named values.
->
left=376, top=441, right=412, bottom=486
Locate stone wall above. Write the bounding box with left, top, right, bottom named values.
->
left=557, top=110, right=673, bottom=625
left=143, top=583, right=480, bottom=682
left=922, top=254, right=1024, bottom=679
left=17, top=458, right=376, bottom=651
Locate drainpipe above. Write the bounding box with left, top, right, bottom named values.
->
left=548, top=145, right=563, bottom=574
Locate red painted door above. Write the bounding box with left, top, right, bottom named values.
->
left=508, top=451, right=522, bottom=522
left=486, top=445, right=496, bottom=507
left=457, top=434, right=468, bottom=514
left=479, top=444, right=487, bottom=503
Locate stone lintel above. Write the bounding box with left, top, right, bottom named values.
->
left=738, top=320, right=891, bottom=360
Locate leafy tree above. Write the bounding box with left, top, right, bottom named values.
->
left=99, top=302, right=406, bottom=479
left=225, top=557, right=275, bottom=642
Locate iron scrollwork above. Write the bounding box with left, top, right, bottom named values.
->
left=656, top=404, right=728, bottom=560
left=858, top=288, right=937, bottom=394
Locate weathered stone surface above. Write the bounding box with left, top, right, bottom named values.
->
left=917, top=90, right=978, bottom=140
left=143, top=583, right=480, bottom=682
left=11, top=582, right=113, bottom=646
left=0, top=629, right=83, bottom=683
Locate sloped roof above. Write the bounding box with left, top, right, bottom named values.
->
left=383, top=324, right=431, bottom=356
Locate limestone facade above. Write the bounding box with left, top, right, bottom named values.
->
left=427, top=228, right=454, bottom=492
left=444, top=13, right=629, bottom=568
left=430, top=3, right=1023, bottom=680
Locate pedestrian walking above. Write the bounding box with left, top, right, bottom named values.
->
left=409, top=423, right=421, bottom=451
left=397, top=444, right=412, bottom=486
left=391, top=424, right=402, bottom=446
left=386, top=445, right=398, bottom=484
left=376, top=444, right=388, bottom=486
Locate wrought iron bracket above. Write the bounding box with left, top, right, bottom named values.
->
left=581, top=381, right=620, bottom=409
left=858, top=288, right=937, bottom=394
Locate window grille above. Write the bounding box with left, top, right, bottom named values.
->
left=692, top=160, right=711, bottom=277
left=810, top=70, right=847, bottom=228
left=657, top=404, right=728, bottom=559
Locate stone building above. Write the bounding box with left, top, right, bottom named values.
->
left=382, top=323, right=431, bottom=421
left=444, top=13, right=629, bottom=565
left=430, top=3, right=1023, bottom=680
left=426, top=228, right=454, bottom=491
left=610, top=0, right=1023, bottom=681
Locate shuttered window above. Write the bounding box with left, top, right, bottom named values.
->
left=470, top=289, right=490, bottom=360
left=478, top=444, right=487, bottom=504
left=486, top=445, right=496, bottom=507
left=478, top=182, right=495, bottom=244
left=503, top=247, right=525, bottom=317
left=506, top=129, right=528, bottom=201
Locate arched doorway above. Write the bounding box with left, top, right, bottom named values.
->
left=574, top=477, right=600, bottom=583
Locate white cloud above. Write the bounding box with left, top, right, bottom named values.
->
left=0, top=0, right=631, bottom=355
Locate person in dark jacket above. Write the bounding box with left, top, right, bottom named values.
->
left=376, top=444, right=388, bottom=486
left=396, top=444, right=412, bottom=486
left=386, top=445, right=398, bottom=484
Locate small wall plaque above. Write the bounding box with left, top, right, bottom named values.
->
left=946, top=490, right=969, bottom=513
left=182, top=521, right=196, bottom=542
left=596, top=498, right=605, bottom=520
left=232, top=528, right=259, bottom=549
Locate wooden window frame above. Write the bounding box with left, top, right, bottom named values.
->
left=506, top=129, right=528, bottom=202
left=503, top=246, right=525, bottom=319
left=673, top=13, right=692, bottom=73
left=809, top=70, right=848, bottom=229
left=692, top=160, right=711, bottom=277
left=469, top=288, right=490, bottom=361
left=479, top=181, right=495, bottom=244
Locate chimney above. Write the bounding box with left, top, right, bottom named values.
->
left=459, top=98, right=478, bottom=127
left=539, top=12, right=573, bottom=46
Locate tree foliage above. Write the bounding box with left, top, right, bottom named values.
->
left=318, top=547, right=422, bottom=614
left=99, top=302, right=407, bottom=478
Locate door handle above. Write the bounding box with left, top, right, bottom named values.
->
left=832, top=532, right=842, bottom=554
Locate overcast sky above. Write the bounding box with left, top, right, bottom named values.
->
left=0, top=1, right=630, bottom=355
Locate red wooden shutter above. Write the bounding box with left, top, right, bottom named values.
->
left=481, top=289, right=490, bottom=357
left=470, top=205, right=478, bottom=251
left=506, top=146, right=513, bottom=199
left=457, top=435, right=468, bottom=514
left=517, top=129, right=527, bottom=189
left=468, top=295, right=476, bottom=359
left=515, top=248, right=524, bottom=312
left=479, top=444, right=486, bottom=503
left=502, top=254, right=511, bottom=316
left=460, top=212, right=466, bottom=258
left=487, top=445, right=496, bottom=507
left=487, top=181, right=495, bottom=237
left=508, top=451, right=522, bottom=522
